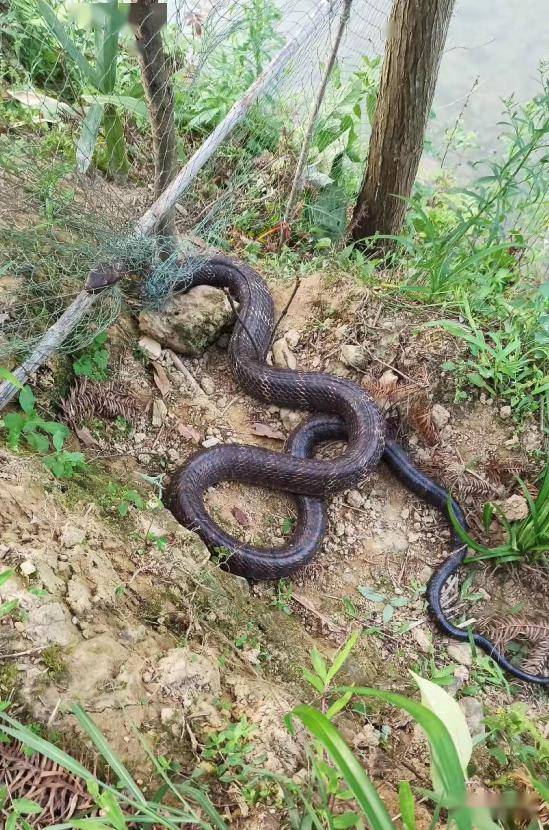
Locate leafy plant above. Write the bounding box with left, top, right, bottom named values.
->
left=357, top=584, right=409, bottom=625
left=0, top=570, right=19, bottom=622
left=28, top=0, right=146, bottom=178
left=303, top=631, right=359, bottom=707
left=103, top=481, right=144, bottom=517
left=0, top=703, right=228, bottom=830
left=72, top=331, right=110, bottom=381
left=448, top=462, right=549, bottom=565
left=271, top=578, right=293, bottom=615
left=174, top=0, right=283, bottom=140
left=0, top=381, right=86, bottom=479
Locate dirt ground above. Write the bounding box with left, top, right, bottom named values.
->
left=0, top=264, right=547, bottom=827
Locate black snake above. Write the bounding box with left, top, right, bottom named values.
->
left=168, top=256, right=548, bottom=686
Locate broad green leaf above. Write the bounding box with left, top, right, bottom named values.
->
left=0, top=569, right=15, bottom=588
left=18, top=386, right=35, bottom=413
left=302, top=669, right=325, bottom=693
left=334, top=686, right=469, bottom=826
left=293, top=705, right=396, bottom=830
left=358, top=586, right=385, bottom=603
left=81, top=94, right=148, bottom=118
left=12, top=799, right=42, bottom=816
left=77, top=102, right=104, bottom=173
left=0, top=367, right=23, bottom=388
left=326, top=630, right=359, bottom=684
left=0, top=600, right=19, bottom=619
left=310, top=646, right=327, bottom=682
left=36, top=0, right=99, bottom=87
left=26, top=432, right=50, bottom=453
left=410, top=672, right=472, bottom=778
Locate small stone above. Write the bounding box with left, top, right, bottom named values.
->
left=431, top=403, right=450, bottom=429
left=202, top=437, right=221, bottom=448
left=411, top=627, right=432, bottom=655
left=284, top=329, right=300, bottom=348
left=167, top=448, right=180, bottom=462
left=272, top=338, right=297, bottom=370
left=447, top=665, right=469, bottom=695
left=500, top=494, right=529, bottom=522
left=346, top=490, right=364, bottom=509
left=139, top=286, right=233, bottom=356
left=133, top=432, right=146, bottom=444
left=447, top=642, right=473, bottom=667
left=138, top=335, right=162, bottom=360
left=279, top=408, right=301, bottom=431
left=417, top=565, right=433, bottom=583
left=335, top=522, right=346, bottom=537
left=152, top=398, right=168, bottom=427
left=201, top=376, right=215, bottom=395
left=20, top=560, right=36, bottom=576
left=400, top=507, right=410, bottom=520
left=340, top=344, right=369, bottom=370
left=160, top=707, right=176, bottom=724
left=459, top=697, right=485, bottom=738
left=408, top=532, right=421, bottom=544
left=499, top=405, right=512, bottom=420
left=379, top=369, right=399, bottom=390
left=62, top=525, right=86, bottom=548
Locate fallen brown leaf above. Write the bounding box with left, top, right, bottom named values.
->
left=74, top=426, right=100, bottom=447
left=252, top=422, right=285, bottom=441
left=152, top=362, right=172, bottom=397
left=177, top=423, right=201, bottom=443
left=232, top=506, right=251, bottom=527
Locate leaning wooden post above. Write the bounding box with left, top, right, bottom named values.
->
left=0, top=0, right=342, bottom=410
left=351, top=0, right=455, bottom=247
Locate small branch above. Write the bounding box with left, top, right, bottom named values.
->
left=279, top=0, right=353, bottom=248
left=270, top=277, right=301, bottom=345
left=223, top=289, right=262, bottom=360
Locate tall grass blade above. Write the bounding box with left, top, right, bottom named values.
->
left=293, top=705, right=396, bottom=830
left=71, top=704, right=146, bottom=805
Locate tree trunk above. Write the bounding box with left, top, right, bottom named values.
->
left=131, top=0, right=177, bottom=241
left=351, top=0, right=455, bottom=246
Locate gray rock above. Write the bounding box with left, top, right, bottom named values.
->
left=156, top=647, right=221, bottom=705
left=152, top=398, right=167, bottom=427
left=340, top=344, right=369, bottom=370
left=448, top=642, right=473, bottom=666
left=447, top=665, right=469, bottom=695
left=139, top=286, right=233, bottom=356
left=499, top=405, right=512, bottom=420
left=431, top=403, right=450, bottom=429
left=62, top=525, right=86, bottom=548
left=459, top=697, right=485, bottom=738
left=26, top=602, right=80, bottom=647
left=272, top=338, right=297, bottom=370
left=66, top=577, right=92, bottom=616
left=411, top=626, right=432, bottom=655
left=279, top=408, right=301, bottom=431
left=138, top=335, right=162, bottom=360
left=346, top=490, right=364, bottom=509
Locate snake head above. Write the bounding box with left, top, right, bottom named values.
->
left=85, top=262, right=125, bottom=294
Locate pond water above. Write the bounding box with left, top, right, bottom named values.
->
left=169, top=1, right=547, bottom=165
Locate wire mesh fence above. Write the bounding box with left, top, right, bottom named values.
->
left=0, top=0, right=392, bottom=362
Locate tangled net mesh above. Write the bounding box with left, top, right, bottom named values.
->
left=0, top=0, right=391, bottom=365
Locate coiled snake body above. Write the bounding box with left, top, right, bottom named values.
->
left=168, top=256, right=548, bottom=686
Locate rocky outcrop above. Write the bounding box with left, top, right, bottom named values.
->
left=139, top=285, right=234, bottom=356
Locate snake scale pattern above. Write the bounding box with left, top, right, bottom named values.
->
left=168, top=256, right=548, bottom=686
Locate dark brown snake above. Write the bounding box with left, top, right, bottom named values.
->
left=168, top=255, right=548, bottom=686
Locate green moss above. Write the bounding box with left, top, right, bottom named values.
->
left=0, top=663, right=20, bottom=696
left=41, top=644, right=68, bottom=680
